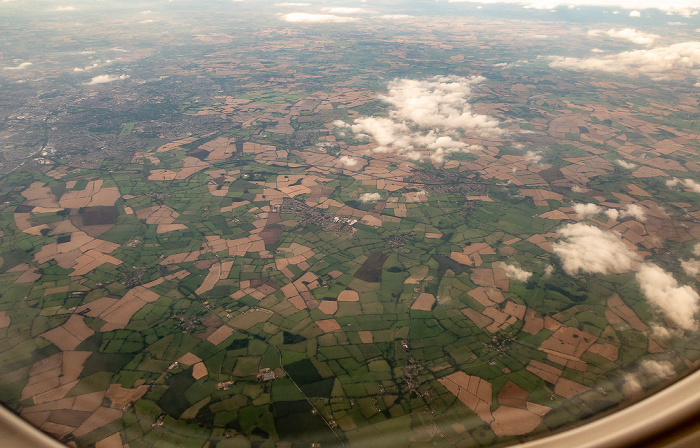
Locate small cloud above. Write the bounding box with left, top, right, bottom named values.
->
left=588, top=28, right=659, bottom=45
left=621, top=373, right=642, bottom=396
left=86, top=74, right=130, bottom=85
left=275, top=2, right=311, bottom=5
left=74, top=59, right=114, bottom=72
left=139, top=19, right=155, bottom=24
left=616, top=159, right=637, bottom=169
left=666, top=178, right=680, bottom=187
left=573, top=203, right=602, bottom=219
left=359, top=192, right=381, bottom=203
left=605, top=209, right=619, bottom=221
left=3, top=62, right=32, bottom=70
left=629, top=10, right=641, bottom=17
left=345, top=76, right=502, bottom=163
left=54, top=6, right=76, bottom=11
left=282, top=13, right=358, bottom=23
left=378, top=14, right=412, bottom=20
left=640, top=359, right=675, bottom=379
left=549, top=42, right=700, bottom=81
left=636, top=263, right=700, bottom=330
left=501, top=264, right=532, bottom=282
left=525, top=150, right=542, bottom=163
left=338, top=155, right=358, bottom=168
left=553, top=223, right=638, bottom=275
left=604, top=204, right=646, bottom=222
left=622, top=204, right=646, bottom=221
left=694, top=243, right=700, bottom=257
left=544, top=265, right=555, bottom=276
left=650, top=325, right=679, bottom=340
left=571, top=185, right=587, bottom=193
left=681, top=259, right=700, bottom=277
left=683, top=178, right=700, bottom=193
left=321, top=7, right=366, bottom=14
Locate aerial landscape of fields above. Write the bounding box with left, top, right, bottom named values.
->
left=1, top=1, right=700, bottom=447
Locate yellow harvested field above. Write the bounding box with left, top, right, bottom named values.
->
left=177, top=352, right=203, bottom=366
left=69, top=250, right=123, bottom=277
left=554, top=377, right=590, bottom=399
left=207, top=326, right=234, bottom=345
left=95, top=286, right=160, bottom=331
left=439, top=372, right=493, bottom=423
left=192, top=362, right=208, bottom=380
left=14, top=268, right=42, bottom=283
left=491, top=406, right=542, bottom=436
left=449, top=252, right=472, bottom=266
left=316, top=319, right=341, bottom=333
left=157, top=223, right=187, bottom=234
left=21, top=182, right=60, bottom=207
left=72, top=407, right=123, bottom=438
left=14, top=212, right=32, bottom=231
left=606, top=293, right=648, bottom=331
left=411, top=293, right=435, bottom=311
left=526, top=360, right=562, bottom=384
left=148, top=157, right=211, bottom=181
left=104, top=384, right=149, bottom=410
left=95, top=433, right=123, bottom=448
left=195, top=261, right=222, bottom=295
left=59, top=180, right=120, bottom=208
left=522, top=309, right=544, bottom=335
left=156, top=137, right=198, bottom=152
left=358, top=331, right=373, bottom=344
left=229, top=309, right=273, bottom=331
left=337, top=290, right=359, bottom=302
left=0, top=311, right=10, bottom=328
left=588, top=343, right=619, bottom=361
left=135, top=205, right=179, bottom=225
left=221, top=201, right=251, bottom=213
left=462, top=308, right=493, bottom=329
left=40, top=315, right=94, bottom=351
left=318, top=300, right=338, bottom=315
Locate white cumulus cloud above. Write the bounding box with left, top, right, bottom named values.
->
left=573, top=203, right=603, bottom=219
left=683, top=178, right=700, bottom=193
left=553, top=223, right=638, bottom=275
left=74, top=59, right=114, bottom=72
left=636, top=263, right=700, bottom=330
left=622, top=203, right=646, bottom=221
left=616, top=159, right=637, bottom=169
left=621, top=373, right=642, bottom=395
left=346, top=76, right=502, bottom=163
left=282, top=13, right=358, bottom=23
left=681, top=259, right=700, bottom=277
left=588, top=28, right=659, bottom=45
left=549, top=42, right=700, bottom=80
left=605, top=204, right=646, bottom=221
left=3, top=62, right=32, bottom=70
left=501, top=263, right=533, bottom=282
left=641, top=359, right=676, bottom=378
left=445, top=1, right=700, bottom=17
left=359, top=192, right=382, bottom=203
left=321, top=7, right=366, bottom=13
left=86, top=74, right=130, bottom=85
left=338, top=155, right=358, bottom=168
